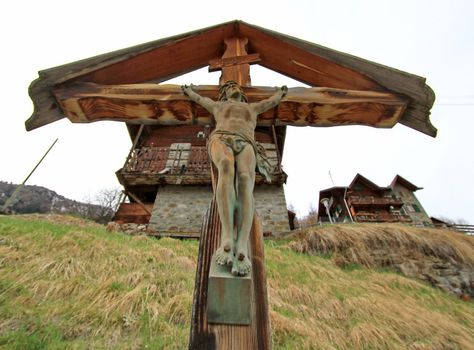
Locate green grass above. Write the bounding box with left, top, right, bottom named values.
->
left=1, top=215, right=473, bottom=349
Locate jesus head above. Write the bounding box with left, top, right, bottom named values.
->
left=218, top=80, right=248, bottom=102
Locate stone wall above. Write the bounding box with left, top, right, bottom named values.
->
left=148, top=185, right=212, bottom=234
left=392, top=184, right=432, bottom=226
left=148, top=184, right=290, bottom=236
left=254, top=185, right=290, bottom=236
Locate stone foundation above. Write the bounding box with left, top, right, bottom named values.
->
left=148, top=185, right=212, bottom=234
left=148, top=184, right=290, bottom=236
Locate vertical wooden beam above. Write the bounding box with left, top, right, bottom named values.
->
left=271, top=125, right=282, bottom=173
left=189, top=169, right=271, bottom=349
left=221, top=37, right=250, bottom=86
left=208, top=37, right=261, bottom=87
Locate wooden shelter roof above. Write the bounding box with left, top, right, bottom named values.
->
left=27, top=20, right=436, bottom=137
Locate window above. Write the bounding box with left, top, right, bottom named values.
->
left=167, top=143, right=191, bottom=169
left=412, top=204, right=421, bottom=213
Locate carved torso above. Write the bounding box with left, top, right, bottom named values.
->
left=213, top=101, right=258, bottom=141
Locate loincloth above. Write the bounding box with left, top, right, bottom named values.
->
left=208, top=130, right=272, bottom=183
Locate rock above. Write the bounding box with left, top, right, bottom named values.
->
left=106, top=222, right=121, bottom=232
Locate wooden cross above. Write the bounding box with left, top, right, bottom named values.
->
left=190, top=37, right=272, bottom=350
left=26, top=20, right=435, bottom=350
left=49, top=37, right=411, bottom=350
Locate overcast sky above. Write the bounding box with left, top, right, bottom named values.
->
left=2, top=0, right=473, bottom=223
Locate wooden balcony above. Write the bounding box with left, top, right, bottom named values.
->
left=125, top=146, right=211, bottom=174
left=117, top=145, right=286, bottom=186
left=348, top=196, right=403, bottom=207
left=354, top=212, right=412, bottom=223
left=118, top=146, right=211, bottom=185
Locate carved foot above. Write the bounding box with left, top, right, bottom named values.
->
left=231, top=252, right=252, bottom=276
left=214, top=243, right=234, bottom=267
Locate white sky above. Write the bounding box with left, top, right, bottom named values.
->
left=1, top=0, right=473, bottom=223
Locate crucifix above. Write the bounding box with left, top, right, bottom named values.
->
left=182, top=80, right=287, bottom=277
left=50, top=38, right=412, bottom=349
left=27, top=21, right=435, bottom=350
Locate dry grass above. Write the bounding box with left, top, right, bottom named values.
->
left=0, top=215, right=197, bottom=349
left=1, top=216, right=473, bottom=349
left=266, top=238, right=474, bottom=349
left=287, top=223, right=474, bottom=268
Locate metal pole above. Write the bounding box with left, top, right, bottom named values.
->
left=1, top=138, right=58, bottom=212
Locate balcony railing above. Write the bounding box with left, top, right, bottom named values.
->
left=354, top=212, right=412, bottom=223
left=348, top=196, right=403, bottom=207
left=123, top=146, right=211, bottom=175
left=119, top=143, right=286, bottom=186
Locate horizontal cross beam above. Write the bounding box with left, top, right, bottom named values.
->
left=208, top=53, right=261, bottom=72
left=53, top=82, right=408, bottom=128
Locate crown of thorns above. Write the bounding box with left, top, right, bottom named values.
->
left=218, top=80, right=248, bottom=102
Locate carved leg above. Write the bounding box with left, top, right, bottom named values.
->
left=232, top=146, right=256, bottom=276
left=210, top=142, right=236, bottom=266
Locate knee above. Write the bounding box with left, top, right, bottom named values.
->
left=238, top=172, right=254, bottom=187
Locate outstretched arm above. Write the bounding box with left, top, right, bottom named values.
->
left=181, top=84, right=216, bottom=113
left=252, top=86, right=288, bottom=114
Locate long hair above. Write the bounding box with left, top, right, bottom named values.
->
left=218, top=80, right=248, bottom=102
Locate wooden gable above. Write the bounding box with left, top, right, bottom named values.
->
left=349, top=174, right=384, bottom=191
left=390, top=175, right=422, bottom=191
left=27, top=20, right=436, bottom=137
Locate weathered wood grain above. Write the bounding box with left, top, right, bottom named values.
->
left=240, top=25, right=385, bottom=92
left=209, top=53, right=261, bottom=72
left=217, top=37, right=253, bottom=86
left=53, top=83, right=408, bottom=129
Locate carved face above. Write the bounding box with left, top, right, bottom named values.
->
left=219, top=81, right=247, bottom=102
left=225, top=83, right=242, bottom=100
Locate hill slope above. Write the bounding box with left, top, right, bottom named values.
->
left=0, top=215, right=473, bottom=349
left=0, top=181, right=113, bottom=222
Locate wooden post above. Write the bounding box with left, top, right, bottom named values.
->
left=189, top=168, right=271, bottom=349
left=208, top=37, right=260, bottom=87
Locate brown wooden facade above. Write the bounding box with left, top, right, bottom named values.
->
left=115, top=123, right=288, bottom=225
left=318, top=174, right=431, bottom=225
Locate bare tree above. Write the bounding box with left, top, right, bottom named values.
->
left=84, top=188, right=123, bottom=224
left=297, top=204, right=319, bottom=228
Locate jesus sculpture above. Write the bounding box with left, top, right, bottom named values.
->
left=182, top=81, right=287, bottom=276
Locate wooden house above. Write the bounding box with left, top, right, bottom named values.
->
left=317, top=174, right=432, bottom=226
left=113, top=122, right=287, bottom=237
left=26, top=21, right=436, bottom=237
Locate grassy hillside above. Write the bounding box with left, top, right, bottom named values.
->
left=0, top=215, right=473, bottom=349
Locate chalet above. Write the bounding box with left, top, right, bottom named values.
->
left=26, top=20, right=436, bottom=238
left=317, top=174, right=432, bottom=226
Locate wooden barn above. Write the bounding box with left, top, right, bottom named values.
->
left=26, top=20, right=436, bottom=238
